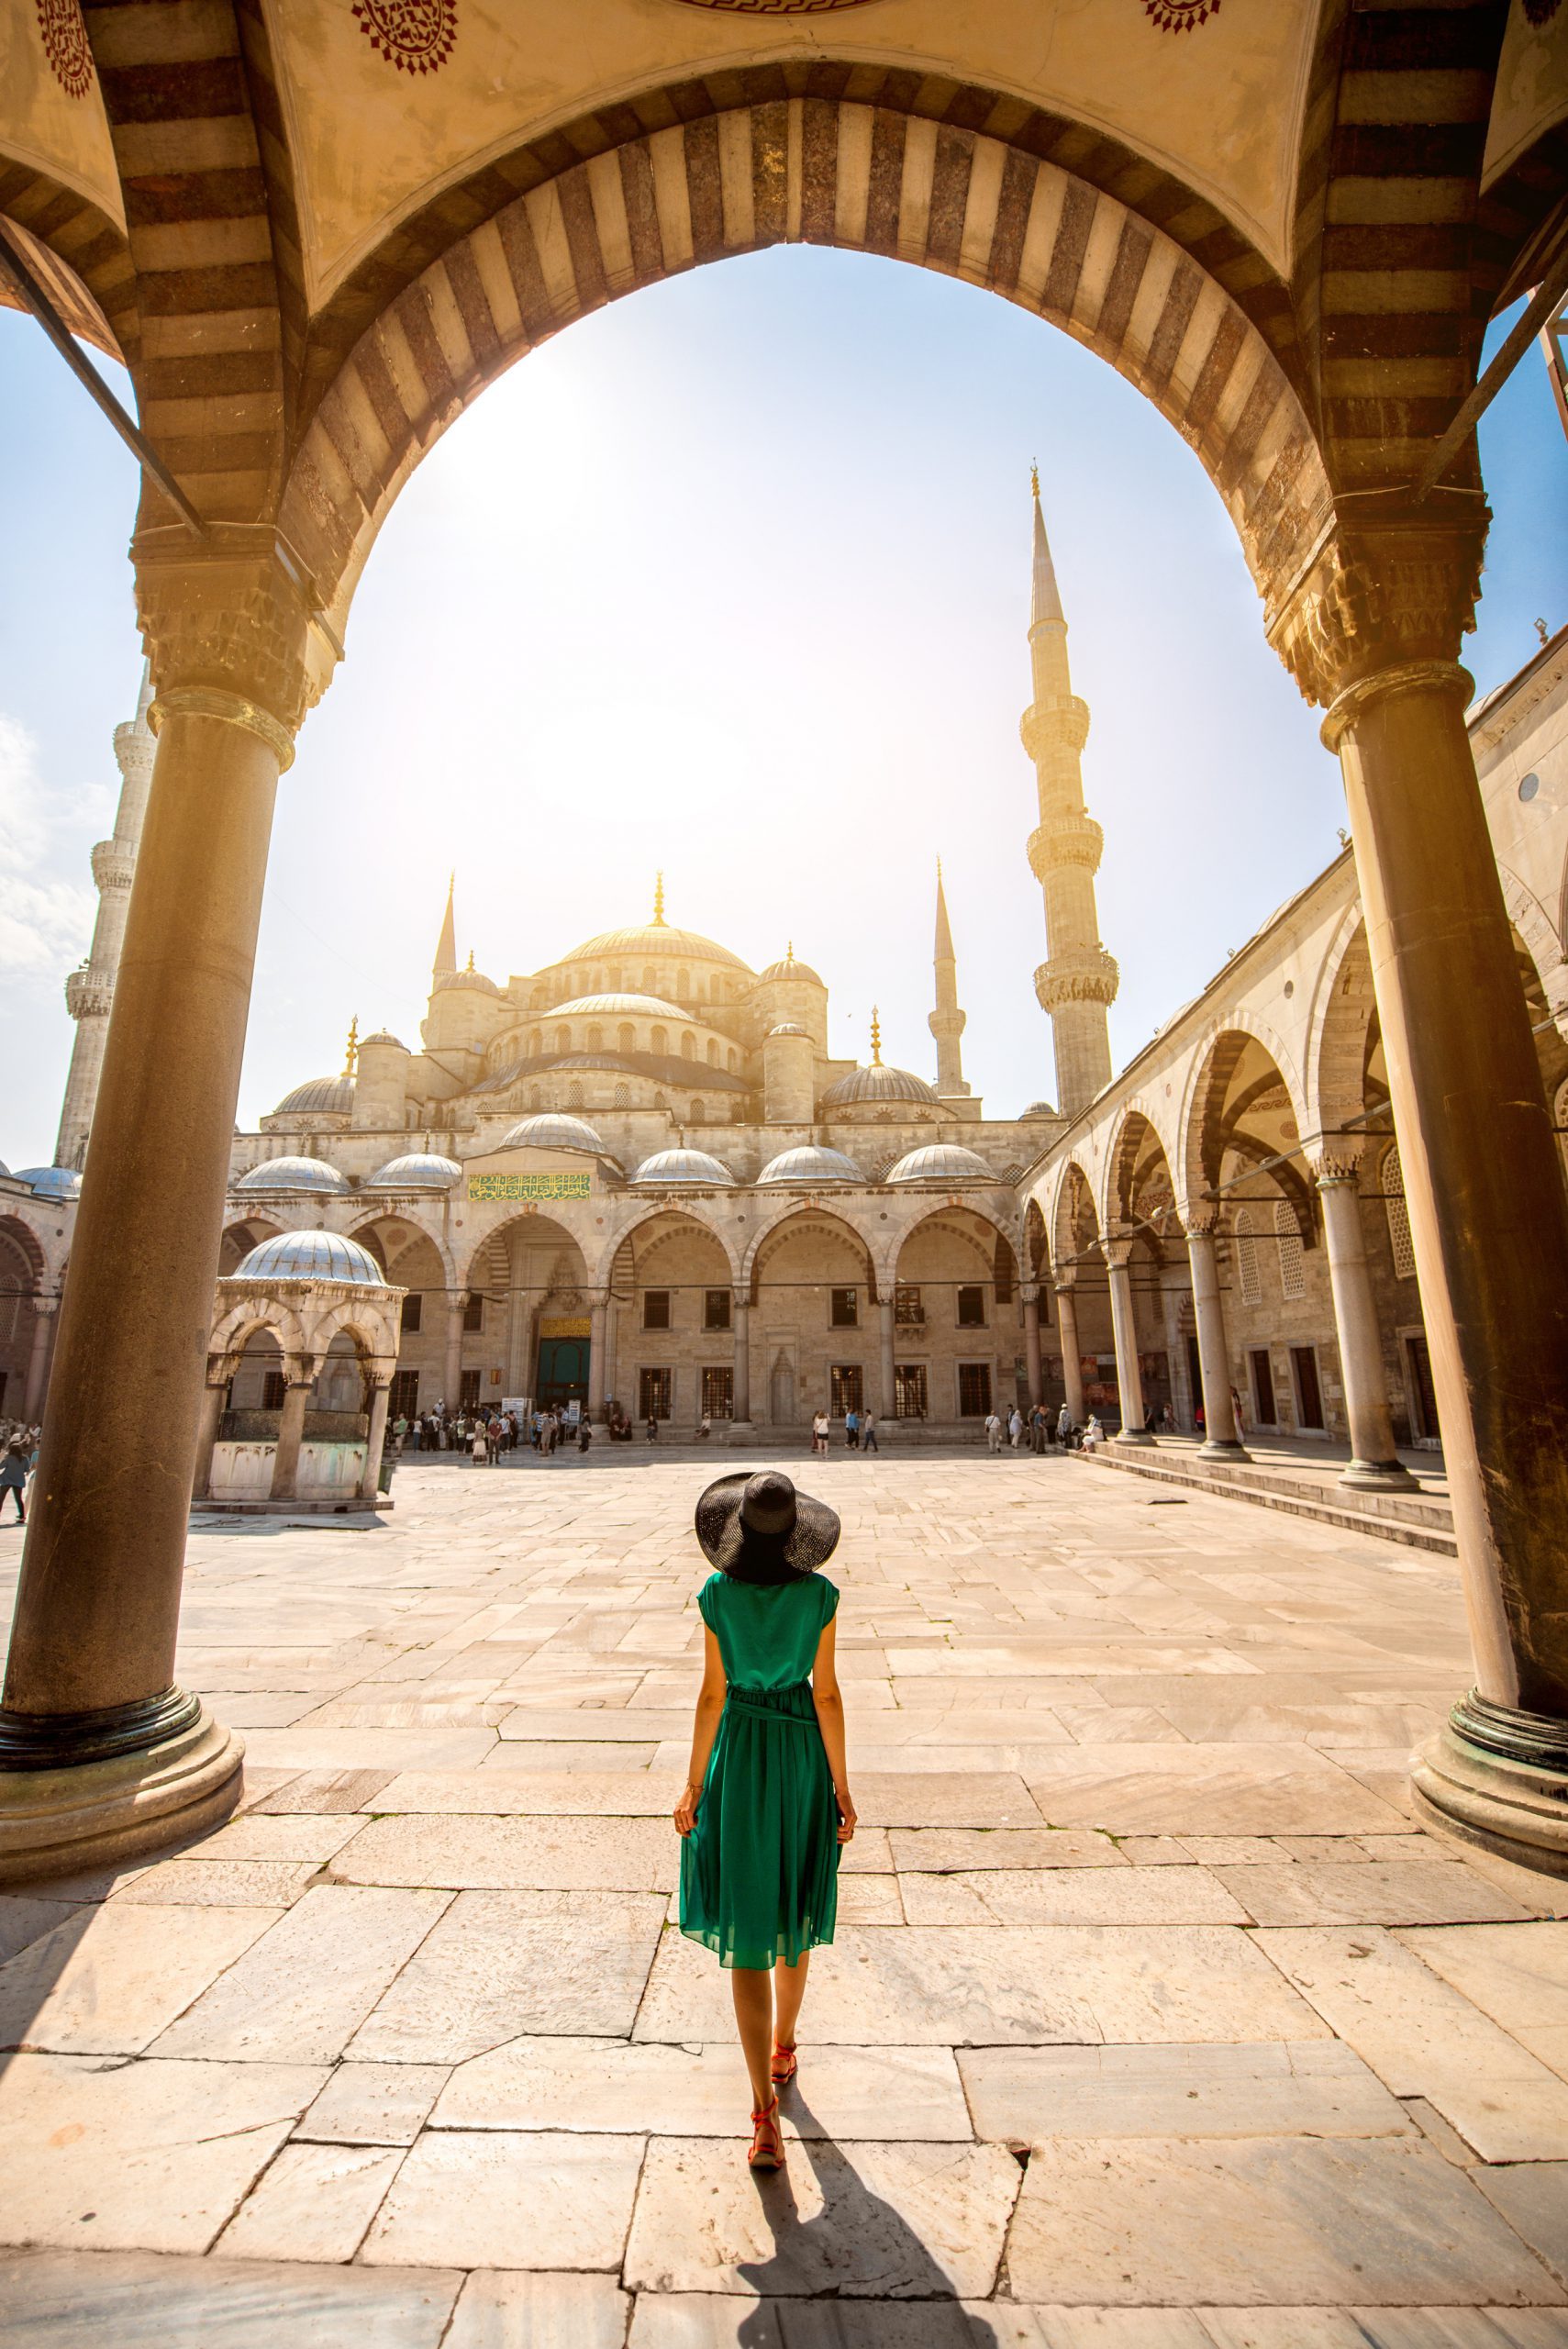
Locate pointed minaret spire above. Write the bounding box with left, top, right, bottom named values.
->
left=433, top=874, right=457, bottom=979
left=1021, top=471, right=1117, bottom=1115
left=652, top=873, right=667, bottom=927
left=929, top=859, right=970, bottom=1097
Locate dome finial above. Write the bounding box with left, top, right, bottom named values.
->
left=870, top=1006, right=883, bottom=1066
left=652, top=872, right=667, bottom=927
left=1030, top=459, right=1040, bottom=501
left=343, top=1015, right=359, bottom=1076
left=465, top=948, right=475, bottom=973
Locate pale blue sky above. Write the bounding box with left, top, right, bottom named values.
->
left=2, top=248, right=1563, bottom=1168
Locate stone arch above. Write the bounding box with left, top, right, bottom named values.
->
left=459, top=1209, right=591, bottom=1296
left=307, top=1299, right=399, bottom=1364
left=1049, top=1159, right=1099, bottom=1276
left=1184, top=1021, right=1317, bottom=1260
left=1497, top=864, right=1568, bottom=1036
left=1179, top=1017, right=1309, bottom=1213
left=347, top=1208, right=457, bottom=1291
left=208, top=1299, right=308, bottom=1374
left=279, top=84, right=1329, bottom=648
left=742, top=1202, right=878, bottom=1299
left=1024, top=1197, right=1049, bottom=1284
left=595, top=1201, right=741, bottom=1289
left=876, top=1197, right=1024, bottom=1296
left=1305, top=907, right=1379, bottom=1150
left=1102, top=1099, right=1183, bottom=1245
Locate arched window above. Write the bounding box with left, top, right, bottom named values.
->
left=586, top=1025, right=604, bottom=1052
left=568, top=1082, right=584, bottom=1109
left=1275, top=1199, right=1305, bottom=1300
left=706, top=1038, right=719, bottom=1066
left=681, top=1032, right=696, bottom=1061
left=613, top=1083, right=630, bottom=1108
left=617, top=1023, right=635, bottom=1055
left=677, top=969, right=690, bottom=997
left=555, top=1025, right=572, bottom=1055
left=727, top=1048, right=739, bottom=1073
left=1384, top=1143, right=1417, bottom=1278
left=1234, top=1208, right=1262, bottom=1306
left=528, top=1028, right=542, bottom=1057
left=651, top=1026, right=667, bottom=1057
left=691, top=1100, right=706, bottom=1125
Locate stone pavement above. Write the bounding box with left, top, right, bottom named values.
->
left=2, top=1452, right=1567, bottom=2344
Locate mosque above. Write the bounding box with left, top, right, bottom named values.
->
left=5, top=492, right=1565, bottom=1474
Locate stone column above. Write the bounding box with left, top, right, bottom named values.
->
left=1314, top=1160, right=1416, bottom=1491
left=732, top=1295, right=752, bottom=1427
left=444, top=1293, right=469, bottom=1413
left=1102, top=1236, right=1152, bottom=1446
left=1055, top=1281, right=1084, bottom=1422
left=1275, top=509, right=1568, bottom=1872
left=191, top=1375, right=228, bottom=1502
left=0, top=548, right=319, bottom=1883
left=21, top=1301, right=54, bottom=1426
left=360, top=1376, right=392, bottom=1503
left=877, top=1296, right=895, bottom=1422
left=1184, top=1223, right=1246, bottom=1458
left=587, top=1291, right=608, bottom=1419
left=1020, top=1284, right=1043, bottom=1408
left=269, top=1375, right=312, bottom=1503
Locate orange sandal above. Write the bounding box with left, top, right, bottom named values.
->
left=748, top=2096, right=784, bottom=2170
left=770, top=2043, right=798, bottom=2086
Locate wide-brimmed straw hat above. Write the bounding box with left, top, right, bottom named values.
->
left=695, top=1470, right=840, bottom=1583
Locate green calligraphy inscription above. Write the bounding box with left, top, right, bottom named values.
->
left=467, top=1172, right=592, bottom=1201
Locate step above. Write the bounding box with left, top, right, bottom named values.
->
left=1074, top=1444, right=1458, bottom=1556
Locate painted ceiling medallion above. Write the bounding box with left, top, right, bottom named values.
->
left=351, top=0, right=458, bottom=73
left=37, top=0, right=94, bottom=97
left=1142, top=0, right=1221, bottom=27
left=670, top=2, right=880, bottom=14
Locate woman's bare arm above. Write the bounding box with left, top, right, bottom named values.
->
left=673, top=1625, right=727, bottom=1836
left=810, top=1615, right=856, bottom=1843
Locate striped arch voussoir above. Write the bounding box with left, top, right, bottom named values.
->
left=280, top=91, right=1332, bottom=640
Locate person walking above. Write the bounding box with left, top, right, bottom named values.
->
left=810, top=1409, right=829, bottom=1458
left=577, top=1413, right=593, bottom=1454
left=862, top=1408, right=879, bottom=1453
left=844, top=1407, right=859, bottom=1453
left=984, top=1409, right=1003, bottom=1455
left=1029, top=1404, right=1047, bottom=1454
left=1057, top=1402, right=1073, bottom=1446
left=0, top=1435, right=28, bottom=1523
left=1008, top=1407, right=1025, bottom=1451
left=470, top=1421, right=487, bottom=1466
left=675, top=1470, right=854, bottom=2173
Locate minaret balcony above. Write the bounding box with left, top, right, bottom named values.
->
left=929, top=1009, right=967, bottom=1040
left=65, top=970, right=115, bottom=1021
left=1028, top=814, right=1104, bottom=881
left=90, top=841, right=135, bottom=893
left=1035, top=946, right=1119, bottom=1013
left=1019, top=696, right=1090, bottom=762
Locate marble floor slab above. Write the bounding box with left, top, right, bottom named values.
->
left=328, top=1809, right=679, bottom=1891
left=360, top=2131, right=644, bottom=2269
left=957, top=2041, right=1413, bottom=2143
left=0, top=2250, right=462, bottom=2345
left=1396, top=1925, right=1568, bottom=2082
left=0, top=1902, right=282, bottom=2055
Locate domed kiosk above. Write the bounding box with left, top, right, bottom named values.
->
left=201, top=1230, right=405, bottom=1514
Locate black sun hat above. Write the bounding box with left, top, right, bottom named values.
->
left=695, top=1470, right=840, bottom=1584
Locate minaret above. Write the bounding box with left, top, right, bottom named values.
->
left=55, top=664, right=156, bottom=1170
left=433, top=874, right=457, bottom=980
left=929, top=860, right=970, bottom=1097
left=1021, top=465, right=1117, bottom=1115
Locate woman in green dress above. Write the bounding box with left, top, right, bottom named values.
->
left=675, top=1469, right=856, bottom=2171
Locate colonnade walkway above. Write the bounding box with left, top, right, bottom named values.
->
left=1, top=1459, right=1565, bottom=2341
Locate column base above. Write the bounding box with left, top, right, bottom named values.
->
left=720, top=1420, right=760, bottom=1446
left=1340, top=1459, right=1420, bottom=1493
left=1198, top=1439, right=1251, bottom=1463
left=1112, top=1430, right=1157, bottom=1449
left=1410, top=1691, right=1568, bottom=1880
left=0, top=1698, right=244, bottom=1887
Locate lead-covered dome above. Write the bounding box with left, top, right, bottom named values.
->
left=757, top=1145, right=864, bottom=1186
left=885, top=1143, right=998, bottom=1185
left=630, top=1149, right=736, bottom=1188
left=17, top=1165, right=82, bottom=1200
left=234, top=1155, right=350, bottom=1196
left=759, top=954, right=824, bottom=987
left=272, top=1073, right=355, bottom=1117
left=232, top=1230, right=384, bottom=1284
left=766, top=1022, right=812, bottom=1040
left=567, top=922, right=751, bottom=973
left=365, top=1152, right=462, bottom=1192
left=1021, top=1100, right=1057, bottom=1119
left=495, top=1113, right=609, bottom=1158
left=545, top=993, right=689, bottom=1020
left=821, top=1063, right=940, bottom=1109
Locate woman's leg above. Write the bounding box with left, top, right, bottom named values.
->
left=730, top=1967, right=775, bottom=2110
left=773, top=1951, right=809, bottom=2052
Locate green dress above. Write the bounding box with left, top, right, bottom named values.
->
left=679, top=1568, right=841, bottom=1970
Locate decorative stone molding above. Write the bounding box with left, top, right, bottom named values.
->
left=1020, top=697, right=1091, bottom=763
left=134, top=538, right=328, bottom=740
left=1035, top=947, right=1120, bottom=1014
left=89, top=841, right=134, bottom=894
left=1029, top=815, right=1105, bottom=881
left=63, top=971, right=113, bottom=1022
left=1100, top=1232, right=1136, bottom=1273
left=1267, top=508, right=1489, bottom=714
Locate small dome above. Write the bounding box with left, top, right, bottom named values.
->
left=567, top=922, right=751, bottom=973
left=1021, top=1100, right=1057, bottom=1119
left=0, top=1160, right=10, bottom=1178
left=759, top=956, right=824, bottom=987
left=232, top=1230, right=385, bottom=1285
left=432, top=966, right=501, bottom=996
left=821, top=1063, right=940, bottom=1109
left=631, top=1149, right=736, bottom=1188
left=495, top=1113, right=609, bottom=1157
left=757, top=1145, right=864, bottom=1186
left=885, top=1143, right=998, bottom=1186
left=359, top=1030, right=408, bottom=1051
left=234, top=1155, right=350, bottom=1196
left=365, top=1152, right=462, bottom=1192
left=17, top=1165, right=82, bottom=1201
left=274, top=1074, right=355, bottom=1117
left=766, top=1022, right=812, bottom=1041
left=544, top=993, right=690, bottom=1020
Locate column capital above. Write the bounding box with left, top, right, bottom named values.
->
left=30, top=1297, right=58, bottom=1319
left=1266, top=505, right=1487, bottom=716
left=1052, top=1272, right=1077, bottom=1296
left=1019, top=1281, right=1040, bottom=1307
left=1181, top=1211, right=1219, bottom=1241
left=1310, top=1149, right=1365, bottom=1186
left=134, top=532, right=335, bottom=744
left=1100, top=1233, right=1135, bottom=1273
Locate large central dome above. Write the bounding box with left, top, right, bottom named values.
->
left=564, top=922, right=752, bottom=974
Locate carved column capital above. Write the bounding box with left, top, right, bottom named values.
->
left=1309, top=1148, right=1365, bottom=1186
left=1266, top=505, right=1488, bottom=717
left=134, top=531, right=337, bottom=750
left=1100, top=1232, right=1136, bottom=1274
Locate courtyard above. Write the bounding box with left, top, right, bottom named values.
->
left=1, top=1453, right=1565, bottom=2343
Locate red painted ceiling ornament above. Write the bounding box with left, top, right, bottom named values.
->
left=37, top=0, right=95, bottom=98
left=1141, top=0, right=1222, bottom=27
left=351, top=0, right=458, bottom=73
left=670, top=2, right=880, bottom=13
